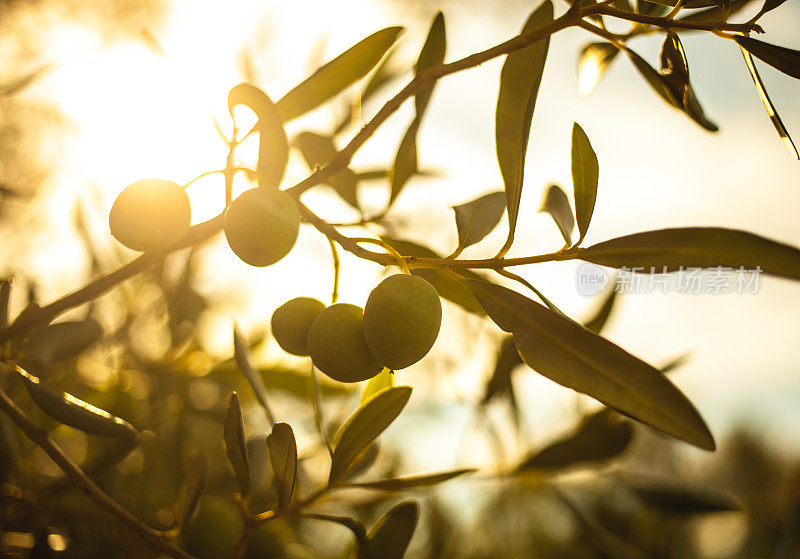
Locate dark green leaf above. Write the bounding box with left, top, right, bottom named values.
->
left=15, top=365, right=137, bottom=439
left=482, top=335, right=524, bottom=404
left=294, top=131, right=360, bottom=208
left=380, top=237, right=486, bottom=315
left=349, top=469, right=476, bottom=491
left=24, top=318, right=103, bottom=363
left=582, top=286, right=617, bottom=334
left=181, top=450, right=206, bottom=529
left=267, top=422, right=297, bottom=510
left=466, top=279, right=715, bottom=450
left=330, top=386, right=412, bottom=483
left=572, top=124, right=598, bottom=245
left=277, top=27, right=403, bottom=122
left=739, top=47, right=798, bottom=159
left=233, top=324, right=276, bottom=425
left=495, top=0, right=553, bottom=244
left=517, top=409, right=632, bottom=472
left=579, top=227, right=800, bottom=281
left=367, top=501, right=419, bottom=559
left=453, top=191, right=506, bottom=250
left=658, top=34, right=718, bottom=132
left=578, top=42, right=620, bottom=96
left=539, top=183, right=575, bottom=249
left=389, top=13, right=446, bottom=206
left=735, top=36, right=800, bottom=80
left=224, top=392, right=251, bottom=495
left=620, top=475, right=742, bottom=514
left=228, top=83, right=288, bottom=189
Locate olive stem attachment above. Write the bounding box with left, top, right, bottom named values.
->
left=351, top=237, right=411, bottom=275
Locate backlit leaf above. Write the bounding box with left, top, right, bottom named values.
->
left=0, top=279, right=11, bottom=329
left=658, top=34, right=718, bottom=132
left=539, top=185, right=575, bottom=247
left=362, top=368, right=394, bottom=404
left=753, top=0, right=789, bottom=18
left=678, top=0, right=756, bottom=25
left=482, top=335, right=524, bottom=404
left=735, top=36, right=800, bottom=80
left=495, top=0, right=552, bottom=246
left=349, top=469, right=476, bottom=491
left=620, top=475, right=742, bottom=514
left=181, top=450, right=207, bottom=529
left=466, top=279, right=715, bottom=450
left=453, top=191, right=506, bottom=250
left=517, top=409, right=632, bottom=472
left=267, top=422, right=297, bottom=510
left=228, top=83, right=288, bottom=189
left=572, top=124, right=598, bottom=245
left=294, top=131, right=360, bottom=207
left=233, top=324, right=276, bottom=425
left=305, top=514, right=372, bottom=559
left=367, top=501, right=419, bottom=559
left=330, top=386, right=412, bottom=483
left=277, top=27, right=403, bottom=122
left=224, top=392, right=251, bottom=495
left=24, top=318, right=103, bottom=363
left=579, top=227, right=800, bottom=281
left=637, top=0, right=717, bottom=6
left=15, top=365, right=137, bottom=439
left=582, top=286, right=617, bottom=334
left=578, top=42, right=619, bottom=96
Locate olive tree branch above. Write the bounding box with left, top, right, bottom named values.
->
left=594, top=5, right=763, bottom=33
left=0, top=386, right=196, bottom=559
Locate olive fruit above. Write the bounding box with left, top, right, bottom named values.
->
left=363, top=274, right=442, bottom=370
left=224, top=187, right=300, bottom=267
left=271, top=297, right=325, bottom=356
left=306, top=303, right=382, bottom=383
left=181, top=496, right=244, bottom=559
left=109, top=179, right=191, bottom=252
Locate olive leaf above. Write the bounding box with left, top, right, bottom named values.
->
left=637, top=0, right=668, bottom=15
left=390, top=12, right=446, bottom=206
left=293, top=131, right=360, bottom=208
left=577, top=42, right=620, bottom=96
left=14, top=365, right=137, bottom=439
left=228, top=83, right=288, bottom=189
left=752, top=0, right=789, bottom=18
left=582, top=286, right=617, bottom=334
left=361, top=368, right=394, bottom=404
left=305, top=513, right=372, bottom=559
left=517, top=409, right=633, bottom=472
left=619, top=474, right=742, bottom=514
left=495, top=0, right=552, bottom=249
left=466, top=279, right=715, bottom=450
left=233, top=324, right=276, bottom=426
left=482, top=335, right=524, bottom=404
left=329, top=386, right=412, bottom=483
left=579, top=227, right=800, bottom=281
left=367, top=501, right=419, bottom=559
left=452, top=191, right=507, bottom=250
left=571, top=124, right=598, bottom=245
left=739, top=47, right=798, bottom=160
left=180, top=450, right=207, bottom=529
left=348, top=469, right=476, bottom=491
left=23, top=318, right=103, bottom=363
left=211, top=360, right=351, bottom=398
left=224, top=392, right=251, bottom=495
left=276, top=27, right=403, bottom=122
left=678, top=0, right=756, bottom=25
left=0, top=279, right=11, bottom=329
left=637, top=0, right=717, bottom=6
left=267, top=422, right=297, bottom=510
left=734, top=36, right=800, bottom=80
left=659, top=33, right=718, bottom=132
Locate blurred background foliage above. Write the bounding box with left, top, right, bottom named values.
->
left=0, top=0, right=798, bottom=557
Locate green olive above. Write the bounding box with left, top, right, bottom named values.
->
left=306, top=303, right=382, bottom=383
left=181, top=496, right=244, bottom=559
left=363, top=274, right=442, bottom=370
left=271, top=297, right=325, bottom=356
left=223, top=187, right=300, bottom=267
left=109, top=179, right=191, bottom=252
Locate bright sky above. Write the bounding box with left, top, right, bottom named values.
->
left=7, top=0, right=800, bottom=460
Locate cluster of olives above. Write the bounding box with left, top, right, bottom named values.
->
left=271, top=274, right=442, bottom=382
left=109, top=179, right=302, bottom=268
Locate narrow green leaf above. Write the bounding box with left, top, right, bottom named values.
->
left=572, top=124, right=599, bottom=245
left=211, top=361, right=351, bottom=398
left=362, top=368, right=394, bottom=404
left=482, top=335, right=524, bottom=404
left=228, top=83, right=288, bottom=189
left=233, top=324, right=275, bottom=425
left=181, top=450, right=207, bottom=529
left=341, top=442, right=381, bottom=482
left=579, top=227, right=800, bottom=281
left=578, top=42, right=620, bottom=96
left=349, top=469, right=476, bottom=491
left=277, top=27, right=403, bottom=122
left=380, top=237, right=486, bottom=315
left=14, top=365, right=137, bottom=439
left=361, top=47, right=402, bottom=104
left=620, top=475, right=742, bottom=514
left=305, top=514, right=372, bottom=559
left=0, top=278, right=11, bottom=329
left=739, top=47, right=799, bottom=160
left=677, top=0, right=755, bottom=25
left=582, top=286, right=617, bottom=334
left=624, top=47, right=679, bottom=107
left=659, top=34, right=718, bottom=132
left=754, top=0, right=789, bottom=18
left=330, top=386, right=412, bottom=483
left=24, top=318, right=103, bottom=363
left=389, top=13, right=446, bottom=206
left=367, top=501, right=419, bottom=559
left=637, top=0, right=668, bottom=15
left=224, top=392, right=251, bottom=495
left=539, top=184, right=575, bottom=246
left=293, top=131, right=360, bottom=208
left=517, top=409, right=633, bottom=472
left=466, top=279, right=715, bottom=450
left=495, top=0, right=553, bottom=244
left=637, top=0, right=717, bottom=6
left=734, top=36, right=800, bottom=80
left=267, top=422, right=297, bottom=510
left=453, top=191, right=507, bottom=250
